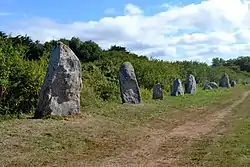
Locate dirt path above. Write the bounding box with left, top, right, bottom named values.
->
left=94, top=91, right=250, bottom=167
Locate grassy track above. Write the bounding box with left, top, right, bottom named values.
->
left=0, top=86, right=249, bottom=167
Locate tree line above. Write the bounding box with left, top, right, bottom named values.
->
left=0, top=31, right=250, bottom=116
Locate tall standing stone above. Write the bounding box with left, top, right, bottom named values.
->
left=185, top=74, right=197, bottom=94
left=34, top=42, right=82, bottom=118
left=219, top=73, right=231, bottom=88
left=119, top=62, right=142, bottom=104
left=171, top=79, right=184, bottom=96
left=152, top=83, right=163, bottom=100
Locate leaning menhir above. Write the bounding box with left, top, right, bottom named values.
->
left=171, top=79, right=184, bottom=96
left=34, top=41, right=82, bottom=118
left=119, top=62, right=142, bottom=104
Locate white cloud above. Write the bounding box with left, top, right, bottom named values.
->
left=124, top=3, right=143, bottom=15
left=2, top=0, right=250, bottom=64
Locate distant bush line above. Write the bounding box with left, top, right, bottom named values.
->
left=0, top=31, right=250, bottom=116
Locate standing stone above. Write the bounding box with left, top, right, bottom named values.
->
left=185, top=74, right=197, bottom=94
left=34, top=42, right=82, bottom=118
left=171, top=79, right=184, bottom=96
left=203, top=82, right=218, bottom=90
left=203, top=84, right=213, bottom=90
left=119, top=62, right=141, bottom=104
left=219, top=73, right=231, bottom=88
left=208, top=82, right=219, bottom=89
left=152, top=83, right=163, bottom=100
left=231, top=80, right=236, bottom=87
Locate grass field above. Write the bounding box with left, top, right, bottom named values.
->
left=0, top=85, right=250, bottom=167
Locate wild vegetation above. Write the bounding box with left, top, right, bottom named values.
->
left=1, top=31, right=250, bottom=117
left=1, top=31, right=250, bottom=166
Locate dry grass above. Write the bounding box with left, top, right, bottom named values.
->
left=0, top=86, right=249, bottom=167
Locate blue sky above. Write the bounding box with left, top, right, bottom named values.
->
left=1, top=0, right=250, bottom=63
left=0, top=0, right=202, bottom=22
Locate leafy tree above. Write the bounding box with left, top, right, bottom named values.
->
left=0, top=31, right=250, bottom=116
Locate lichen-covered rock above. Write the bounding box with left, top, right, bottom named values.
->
left=152, top=83, right=163, bottom=100
left=231, top=80, right=236, bottom=87
left=34, top=42, right=82, bottom=118
left=219, top=73, right=231, bottom=88
left=185, top=74, right=196, bottom=94
left=171, top=79, right=184, bottom=96
left=119, top=62, right=142, bottom=104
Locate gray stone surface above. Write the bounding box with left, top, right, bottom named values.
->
left=203, top=84, right=213, bottom=90
left=119, top=62, right=142, bottom=104
left=231, top=80, right=236, bottom=87
left=171, top=79, right=184, bottom=96
left=34, top=41, right=82, bottom=118
left=185, top=74, right=196, bottom=94
left=209, top=82, right=219, bottom=89
left=219, top=73, right=231, bottom=88
left=152, top=83, right=163, bottom=100
left=203, top=82, right=218, bottom=90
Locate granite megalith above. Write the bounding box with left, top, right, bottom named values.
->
left=185, top=74, right=196, bottom=94
left=171, top=79, right=184, bottom=96
left=119, top=62, right=142, bottom=104
left=219, top=73, right=231, bottom=88
left=152, top=83, right=163, bottom=100
left=34, top=41, right=82, bottom=118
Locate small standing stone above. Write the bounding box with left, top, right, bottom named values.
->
left=203, top=84, right=213, bottom=90
left=203, top=82, right=218, bottom=90
left=219, top=73, right=231, bottom=88
left=185, top=74, right=197, bottom=94
left=34, top=41, right=82, bottom=118
left=152, top=83, right=163, bottom=100
left=208, top=82, right=219, bottom=89
left=231, top=80, right=236, bottom=87
left=171, top=79, right=184, bottom=96
left=119, top=62, right=142, bottom=104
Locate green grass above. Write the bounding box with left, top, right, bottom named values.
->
left=0, top=85, right=249, bottom=166
left=177, top=87, right=250, bottom=167
left=82, top=86, right=248, bottom=123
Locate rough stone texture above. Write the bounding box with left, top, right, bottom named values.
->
left=152, top=83, right=163, bottom=100
left=231, top=80, right=236, bottom=87
left=34, top=42, right=82, bottom=118
left=203, top=84, right=213, bottom=90
left=203, top=82, right=218, bottom=90
left=185, top=74, right=197, bottom=94
left=208, top=82, right=219, bottom=89
left=171, top=79, right=184, bottom=96
left=219, top=73, right=231, bottom=88
left=119, top=62, right=142, bottom=104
